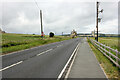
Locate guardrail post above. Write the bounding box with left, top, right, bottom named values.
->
left=116, top=49, right=118, bottom=67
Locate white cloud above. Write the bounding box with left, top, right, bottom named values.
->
left=0, top=1, right=118, bottom=35
left=99, top=19, right=118, bottom=34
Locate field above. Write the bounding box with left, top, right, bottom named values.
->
left=88, top=37, right=120, bottom=79
left=1, top=33, right=72, bottom=54
left=91, top=37, right=119, bottom=51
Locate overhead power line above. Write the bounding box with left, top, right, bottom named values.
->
left=34, top=0, right=40, bottom=10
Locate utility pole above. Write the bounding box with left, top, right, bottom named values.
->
left=96, top=2, right=99, bottom=41
left=40, top=10, right=44, bottom=37
left=96, top=2, right=103, bottom=41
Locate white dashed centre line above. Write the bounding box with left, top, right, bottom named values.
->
left=0, top=61, right=23, bottom=72
left=0, top=46, right=60, bottom=71
left=37, top=49, right=53, bottom=56
left=57, top=45, right=62, bottom=48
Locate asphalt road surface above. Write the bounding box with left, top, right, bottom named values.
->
left=1, top=38, right=81, bottom=78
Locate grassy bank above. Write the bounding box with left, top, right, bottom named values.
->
left=88, top=38, right=120, bottom=79
left=1, top=33, right=72, bottom=54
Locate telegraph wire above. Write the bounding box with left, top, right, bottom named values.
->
left=34, top=0, right=40, bottom=10
left=33, top=0, right=44, bottom=36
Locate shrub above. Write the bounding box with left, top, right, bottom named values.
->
left=49, top=32, right=54, bottom=37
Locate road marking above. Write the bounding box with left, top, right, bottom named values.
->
left=0, top=41, right=59, bottom=57
left=57, top=43, right=80, bottom=80
left=0, top=61, right=23, bottom=72
left=65, top=43, right=80, bottom=78
left=57, top=45, right=62, bottom=48
left=57, top=46, right=60, bottom=48
left=37, top=49, right=53, bottom=56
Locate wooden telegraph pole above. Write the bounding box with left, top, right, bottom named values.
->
left=96, top=2, right=103, bottom=41
left=96, top=2, right=99, bottom=42
left=40, top=10, right=43, bottom=37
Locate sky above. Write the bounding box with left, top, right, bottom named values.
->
left=0, top=0, right=119, bottom=35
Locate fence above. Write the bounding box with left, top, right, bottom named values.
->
left=88, top=38, right=120, bottom=68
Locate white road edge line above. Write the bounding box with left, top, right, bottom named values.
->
left=0, top=61, right=23, bottom=72
left=57, top=43, right=80, bottom=80
left=65, top=43, right=80, bottom=79
left=37, top=49, right=53, bottom=56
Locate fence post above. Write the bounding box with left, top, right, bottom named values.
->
left=116, top=49, right=118, bottom=67
left=91, top=39, right=120, bottom=68
left=109, top=48, right=111, bottom=58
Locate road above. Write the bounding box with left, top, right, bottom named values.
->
left=1, top=38, right=81, bottom=78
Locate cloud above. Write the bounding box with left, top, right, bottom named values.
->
left=99, top=19, right=118, bottom=34
left=0, top=1, right=118, bottom=35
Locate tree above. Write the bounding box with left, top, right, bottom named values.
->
left=49, top=32, right=54, bottom=37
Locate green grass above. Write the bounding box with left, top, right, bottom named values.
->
left=1, top=33, right=72, bottom=54
left=90, top=37, right=120, bottom=64
left=90, top=37, right=119, bottom=51
left=88, top=38, right=120, bottom=79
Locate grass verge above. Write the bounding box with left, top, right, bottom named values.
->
left=88, top=39, right=120, bottom=79
left=2, top=33, right=72, bottom=54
